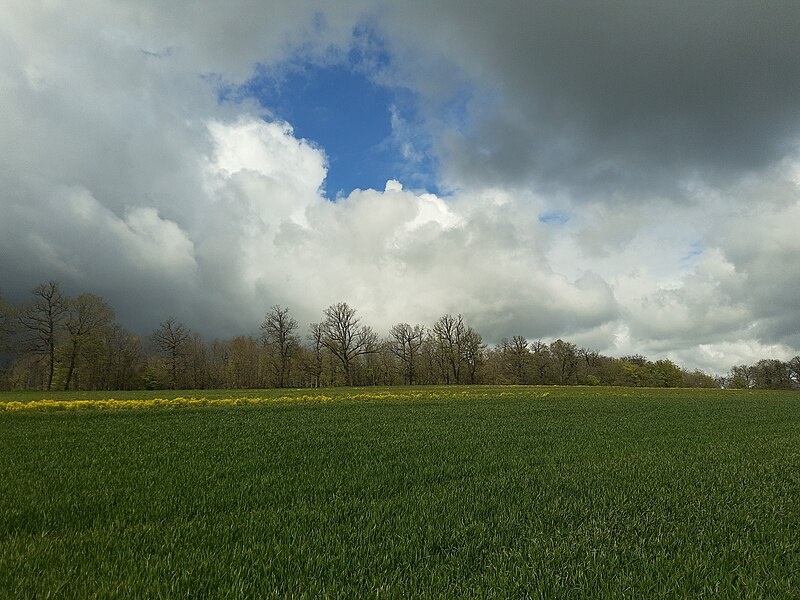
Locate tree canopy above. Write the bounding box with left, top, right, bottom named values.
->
left=0, top=281, right=795, bottom=391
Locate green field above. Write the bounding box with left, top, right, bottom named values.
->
left=1, top=387, right=798, bottom=598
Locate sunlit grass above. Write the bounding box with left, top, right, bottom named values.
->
left=1, top=386, right=798, bottom=597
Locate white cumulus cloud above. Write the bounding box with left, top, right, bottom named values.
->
left=1, top=1, right=799, bottom=375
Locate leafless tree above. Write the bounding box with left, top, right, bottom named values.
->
left=187, top=332, right=209, bottom=389
left=750, top=359, right=792, bottom=389
left=506, top=335, right=530, bottom=384
left=224, top=336, right=261, bottom=388
left=321, top=302, right=377, bottom=386
left=18, top=281, right=68, bottom=390
left=0, top=292, right=16, bottom=352
left=550, top=339, right=579, bottom=385
left=388, top=323, right=426, bottom=384
left=103, top=325, right=142, bottom=390
left=261, top=305, right=299, bottom=388
left=530, top=340, right=550, bottom=384
left=63, top=294, right=115, bottom=390
left=432, top=314, right=467, bottom=384
left=306, top=322, right=325, bottom=388
left=151, top=318, right=190, bottom=389
left=461, top=327, right=485, bottom=384
left=789, top=356, right=800, bottom=389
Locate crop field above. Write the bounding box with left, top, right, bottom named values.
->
left=1, top=386, right=799, bottom=598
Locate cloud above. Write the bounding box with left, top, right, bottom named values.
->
left=374, top=1, right=800, bottom=198
left=710, top=161, right=800, bottom=349
left=196, top=121, right=620, bottom=339
left=1, top=1, right=799, bottom=376
left=625, top=248, right=750, bottom=350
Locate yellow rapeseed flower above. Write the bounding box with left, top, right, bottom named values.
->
left=0, top=395, right=337, bottom=412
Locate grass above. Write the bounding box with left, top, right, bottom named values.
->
left=1, top=386, right=798, bottom=598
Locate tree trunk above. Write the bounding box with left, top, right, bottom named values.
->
left=64, top=340, right=79, bottom=390
left=47, top=338, right=56, bottom=391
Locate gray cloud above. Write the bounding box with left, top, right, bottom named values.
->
left=1, top=2, right=799, bottom=374
left=376, top=1, right=800, bottom=197
left=710, top=176, right=800, bottom=349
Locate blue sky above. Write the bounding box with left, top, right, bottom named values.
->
left=3, top=2, right=800, bottom=373
left=231, top=58, right=437, bottom=199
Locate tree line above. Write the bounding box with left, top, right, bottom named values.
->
left=0, top=281, right=797, bottom=391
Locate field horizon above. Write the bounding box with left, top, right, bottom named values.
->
left=0, top=383, right=787, bottom=404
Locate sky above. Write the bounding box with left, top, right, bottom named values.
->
left=2, top=1, right=800, bottom=374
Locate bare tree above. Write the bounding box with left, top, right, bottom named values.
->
left=306, top=322, right=325, bottom=388
left=750, top=359, right=792, bottom=390
left=550, top=339, right=579, bottom=385
left=261, top=305, right=299, bottom=388
left=461, top=327, right=485, bottom=384
left=103, top=325, right=143, bottom=390
left=431, top=314, right=467, bottom=384
left=0, top=292, right=16, bottom=352
left=388, top=323, right=426, bottom=385
left=727, top=364, right=752, bottom=389
left=187, top=332, right=209, bottom=389
left=529, top=340, right=550, bottom=384
left=505, top=336, right=530, bottom=384
left=151, top=318, right=190, bottom=389
left=321, top=302, right=377, bottom=386
left=18, top=281, right=68, bottom=390
left=789, top=356, right=800, bottom=389
left=62, top=294, right=115, bottom=390
left=225, top=336, right=261, bottom=389
left=577, top=347, right=601, bottom=384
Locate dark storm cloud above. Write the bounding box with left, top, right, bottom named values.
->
left=379, top=0, right=800, bottom=196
